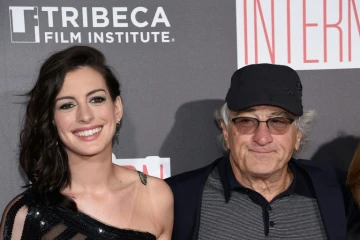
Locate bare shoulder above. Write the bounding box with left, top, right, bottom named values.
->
left=113, top=164, right=144, bottom=184
left=146, top=177, right=173, bottom=216
left=112, top=164, right=173, bottom=204
left=146, top=176, right=174, bottom=239
left=113, top=166, right=173, bottom=238
left=146, top=175, right=174, bottom=202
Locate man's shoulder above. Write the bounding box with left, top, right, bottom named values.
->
left=165, top=157, right=222, bottom=188
left=292, top=158, right=347, bottom=184
left=293, top=158, right=346, bottom=173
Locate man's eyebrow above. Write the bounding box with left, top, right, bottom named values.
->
left=233, top=109, right=295, bottom=118
left=270, top=111, right=294, bottom=118
left=55, top=89, right=106, bottom=102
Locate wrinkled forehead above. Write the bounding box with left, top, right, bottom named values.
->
left=230, top=105, right=296, bottom=118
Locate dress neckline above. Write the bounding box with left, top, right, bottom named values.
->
left=50, top=207, right=157, bottom=239
left=76, top=210, right=156, bottom=237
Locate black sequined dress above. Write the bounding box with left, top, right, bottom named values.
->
left=2, top=173, right=156, bottom=240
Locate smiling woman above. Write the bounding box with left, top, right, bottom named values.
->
left=0, top=46, right=173, bottom=240
left=53, top=67, right=122, bottom=158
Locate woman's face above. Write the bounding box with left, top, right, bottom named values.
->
left=53, top=66, right=122, bottom=159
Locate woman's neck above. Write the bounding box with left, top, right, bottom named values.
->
left=65, top=148, right=119, bottom=193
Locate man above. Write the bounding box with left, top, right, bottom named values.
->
left=166, top=63, right=356, bottom=240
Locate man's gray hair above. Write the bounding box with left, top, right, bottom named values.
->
left=215, top=103, right=316, bottom=155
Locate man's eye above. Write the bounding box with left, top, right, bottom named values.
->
left=59, top=103, right=75, bottom=109
left=270, top=119, right=281, bottom=123
left=269, top=118, right=288, bottom=125
left=239, top=118, right=252, bottom=123
left=90, top=97, right=105, bottom=103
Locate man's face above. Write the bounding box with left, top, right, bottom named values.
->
left=222, top=105, right=302, bottom=179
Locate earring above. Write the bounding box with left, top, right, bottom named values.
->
left=116, top=121, right=121, bottom=133
left=56, top=141, right=58, bottom=146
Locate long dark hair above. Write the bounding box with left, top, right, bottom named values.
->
left=347, top=143, right=360, bottom=205
left=20, top=45, right=121, bottom=211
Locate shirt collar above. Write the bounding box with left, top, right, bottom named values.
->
left=217, top=156, right=315, bottom=203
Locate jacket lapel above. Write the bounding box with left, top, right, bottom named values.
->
left=295, top=160, right=347, bottom=240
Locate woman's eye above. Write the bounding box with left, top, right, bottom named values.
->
left=59, top=103, right=75, bottom=109
left=90, top=97, right=106, bottom=103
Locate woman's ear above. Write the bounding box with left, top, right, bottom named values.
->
left=114, top=96, right=123, bottom=123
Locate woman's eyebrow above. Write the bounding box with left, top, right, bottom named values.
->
left=55, top=89, right=106, bottom=102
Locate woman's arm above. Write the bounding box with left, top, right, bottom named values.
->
left=147, top=178, right=174, bottom=240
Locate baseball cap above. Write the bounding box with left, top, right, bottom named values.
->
left=225, top=63, right=303, bottom=116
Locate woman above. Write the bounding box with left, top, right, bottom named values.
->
left=347, top=142, right=360, bottom=239
left=0, top=46, right=173, bottom=239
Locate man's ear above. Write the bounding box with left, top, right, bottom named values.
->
left=220, top=120, right=230, bottom=149
left=294, top=130, right=303, bottom=151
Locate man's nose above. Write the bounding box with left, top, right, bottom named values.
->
left=252, top=122, right=273, bottom=145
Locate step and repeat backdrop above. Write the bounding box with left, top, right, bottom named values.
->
left=1, top=0, right=360, bottom=212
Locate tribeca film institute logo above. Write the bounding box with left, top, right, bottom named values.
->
left=9, top=6, right=173, bottom=44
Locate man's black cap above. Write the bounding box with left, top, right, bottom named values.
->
left=225, top=63, right=303, bottom=116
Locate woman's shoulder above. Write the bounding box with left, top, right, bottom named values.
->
left=0, top=189, right=36, bottom=239
left=112, top=165, right=174, bottom=238
left=1, top=189, right=35, bottom=219
left=113, top=165, right=173, bottom=209
left=114, top=165, right=173, bottom=198
left=146, top=174, right=173, bottom=199
left=145, top=175, right=174, bottom=238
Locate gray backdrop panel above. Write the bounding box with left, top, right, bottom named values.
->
left=0, top=0, right=359, bottom=214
